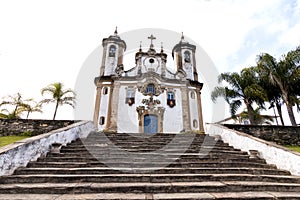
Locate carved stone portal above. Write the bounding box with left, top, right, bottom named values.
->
left=136, top=96, right=165, bottom=133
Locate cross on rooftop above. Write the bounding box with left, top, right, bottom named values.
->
left=148, top=34, right=156, bottom=45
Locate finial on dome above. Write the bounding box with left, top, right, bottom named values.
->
left=114, top=26, right=118, bottom=35
left=181, top=32, right=184, bottom=40
left=139, top=41, right=142, bottom=52
left=161, top=42, right=164, bottom=53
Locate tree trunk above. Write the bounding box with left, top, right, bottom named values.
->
left=275, top=102, right=284, bottom=126
left=286, top=102, right=297, bottom=126
left=53, top=101, right=59, bottom=120
left=281, top=93, right=297, bottom=126
left=26, top=111, right=30, bottom=119
left=244, top=100, right=256, bottom=125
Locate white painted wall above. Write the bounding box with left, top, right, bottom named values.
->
left=189, top=90, right=199, bottom=131
left=98, top=86, right=110, bottom=130
left=117, top=85, right=139, bottom=133
left=206, top=123, right=300, bottom=175
left=0, top=121, right=95, bottom=176
left=163, top=89, right=183, bottom=133
left=116, top=83, right=184, bottom=133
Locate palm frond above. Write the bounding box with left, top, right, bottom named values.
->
left=229, top=100, right=242, bottom=116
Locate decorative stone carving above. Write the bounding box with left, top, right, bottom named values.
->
left=142, top=94, right=161, bottom=109
left=136, top=105, right=165, bottom=133
left=138, top=77, right=165, bottom=96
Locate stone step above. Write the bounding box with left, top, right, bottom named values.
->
left=46, top=152, right=250, bottom=159
left=80, top=142, right=230, bottom=148
left=26, top=161, right=275, bottom=169
left=13, top=167, right=291, bottom=175
left=1, top=192, right=300, bottom=200
left=37, top=156, right=267, bottom=164
left=1, top=174, right=299, bottom=184
left=1, top=181, right=300, bottom=194
left=59, top=148, right=244, bottom=154
left=62, top=144, right=238, bottom=151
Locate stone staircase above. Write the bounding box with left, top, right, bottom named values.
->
left=0, top=132, right=300, bottom=199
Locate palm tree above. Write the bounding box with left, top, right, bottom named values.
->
left=0, top=108, right=23, bottom=119
left=257, top=47, right=300, bottom=126
left=41, top=82, right=76, bottom=120
left=257, top=68, right=285, bottom=125
left=20, top=101, right=43, bottom=119
left=238, top=107, right=274, bottom=125
left=0, top=93, right=29, bottom=119
left=211, top=67, right=267, bottom=125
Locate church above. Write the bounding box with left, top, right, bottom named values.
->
left=93, top=29, right=204, bottom=133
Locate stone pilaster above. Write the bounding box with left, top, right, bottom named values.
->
left=100, top=46, right=107, bottom=76
left=93, top=86, right=102, bottom=127
left=109, top=82, right=120, bottom=131
left=181, top=86, right=191, bottom=132
left=106, top=86, right=113, bottom=129
left=196, top=88, right=204, bottom=133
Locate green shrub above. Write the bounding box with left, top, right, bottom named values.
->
left=20, top=131, right=33, bottom=137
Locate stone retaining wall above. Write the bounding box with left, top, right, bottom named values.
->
left=0, top=119, right=78, bottom=136
left=206, top=123, right=300, bottom=175
left=0, top=121, right=95, bottom=176
left=223, top=124, right=300, bottom=146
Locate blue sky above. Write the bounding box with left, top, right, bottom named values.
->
left=0, top=0, right=299, bottom=124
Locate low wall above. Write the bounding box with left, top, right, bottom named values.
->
left=206, top=123, right=300, bottom=175
left=0, top=119, right=78, bottom=136
left=223, top=124, right=300, bottom=146
left=0, top=121, right=95, bottom=176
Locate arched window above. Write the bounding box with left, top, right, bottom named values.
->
left=146, top=84, right=156, bottom=94
left=99, top=116, right=105, bottom=125
left=109, top=45, right=116, bottom=57
left=103, top=87, right=108, bottom=95
left=193, top=119, right=198, bottom=128
left=190, top=91, right=195, bottom=99
left=184, top=51, right=191, bottom=63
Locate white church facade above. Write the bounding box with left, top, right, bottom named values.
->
left=93, top=30, right=204, bottom=133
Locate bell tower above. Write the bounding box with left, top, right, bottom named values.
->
left=100, top=28, right=127, bottom=76
left=172, top=33, right=198, bottom=81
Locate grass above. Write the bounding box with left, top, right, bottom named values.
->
left=284, top=145, right=300, bottom=153
left=0, top=136, right=30, bottom=147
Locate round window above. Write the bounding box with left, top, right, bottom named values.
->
left=149, top=58, right=155, bottom=63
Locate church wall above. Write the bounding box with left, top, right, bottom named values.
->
left=98, top=86, right=110, bottom=130
left=116, top=83, right=184, bottom=133
left=117, top=85, right=139, bottom=133
left=163, top=89, right=184, bottom=133
left=189, top=90, right=200, bottom=131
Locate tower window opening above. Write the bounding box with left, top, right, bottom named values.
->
left=184, top=51, right=191, bottom=63
left=109, top=45, right=116, bottom=57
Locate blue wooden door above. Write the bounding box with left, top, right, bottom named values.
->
left=144, top=114, right=158, bottom=134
